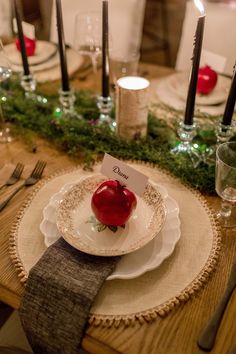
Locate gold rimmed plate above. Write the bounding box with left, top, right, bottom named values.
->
left=56, top=175, right=166, bottom=257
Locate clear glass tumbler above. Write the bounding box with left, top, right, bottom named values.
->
left=109, top=49, right=140, bottom=89
left=215, top=141, right=236, bottom=227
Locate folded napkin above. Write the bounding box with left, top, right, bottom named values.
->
left=19, top=238, right=120, bottom=354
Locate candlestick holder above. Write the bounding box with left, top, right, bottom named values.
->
left=20, top=74, right=48, bottom=104
left=54, top=89, right=81, bottom=119
left=216, top=122, right=234, bottom=144
left=171, top=121, right=201, bottom=168
left=203, top=121, right=235, bottom=165
left=96, top=95, right=115, bottom=130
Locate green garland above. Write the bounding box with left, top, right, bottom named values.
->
left=2, top=78, right=235, bottom=194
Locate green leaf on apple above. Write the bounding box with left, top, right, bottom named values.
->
left=97, top=224, right=107, bottom=232
left=108, top=225, right=118, bottom=233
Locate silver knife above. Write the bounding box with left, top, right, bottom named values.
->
left=198, top=260, right=236, bottom=351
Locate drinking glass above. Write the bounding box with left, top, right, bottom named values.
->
left=109, top=49, right=140, bottom=89
left=73, top=12, right=102, bottom=90
left=215, top=142, right=236, bottom=227
left=0, top=40, right=12, bottom=143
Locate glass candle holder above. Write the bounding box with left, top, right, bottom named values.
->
left=20, top=74, right=47, bottom=104
left=171, top=121, right=201, bottom=168
left=203, top=120, right=235, bottom=165
left=54, top=89, right=81, bottom=119
left=96, top=95, right=115, bottom=130
left=216, top=122, right=234, bottom=144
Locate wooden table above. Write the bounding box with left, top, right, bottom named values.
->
left=0, top=64, right=235, bottom=354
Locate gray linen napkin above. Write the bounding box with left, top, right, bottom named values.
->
left=19, top=238, right=120, bottom=354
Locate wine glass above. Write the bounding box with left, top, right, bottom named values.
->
left=0, top=39, right=12, bottom=143
left=215, top=141, right=236, bottom=227
left=73, top=11, right=102, bottom=91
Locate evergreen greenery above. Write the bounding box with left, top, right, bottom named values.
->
left=3, top=78, right=235, bottom=194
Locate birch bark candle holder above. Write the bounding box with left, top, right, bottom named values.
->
left=116, top=76, right=150, bottom=140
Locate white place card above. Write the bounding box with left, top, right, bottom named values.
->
left=13, top=19, right=35, bottom=39
left=101, top=153, right=148, bottom=196
left=201, top=49, right=226, bottom=74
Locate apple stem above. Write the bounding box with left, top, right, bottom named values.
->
left=116, top=180, right=126, bottom=190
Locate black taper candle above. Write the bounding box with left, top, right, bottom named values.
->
left=56, top=0, right=70, bottom=92
left=102, top=1, right=109, bottom=98
left=13, top=0, right=30, bottom=76
left=184, top=14, right=205, bottom=125
left=222, top=62, right=236, bottom=126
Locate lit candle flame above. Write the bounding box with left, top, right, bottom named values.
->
left=194, top=0, right=205, bottom=16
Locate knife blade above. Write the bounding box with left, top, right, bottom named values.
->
left=197, top=260, right=236, bottom=351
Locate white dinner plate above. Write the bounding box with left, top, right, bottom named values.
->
left=5, top=41, right=57, bottom=66
left=168, top=72, right=230, bottom=106
left=155, top=76, right=233, bottom=116
left=56, top=175, right=166, bottom=257
left=40, top=179, right=181, bottom=280
left=32, top=49, right=84, bottom=83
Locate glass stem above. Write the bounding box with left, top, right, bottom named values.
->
left=91, top=54, right=97, bottom=74
left=91, top=53, right=99, bottom=93
left=218, top=200, right=232, bottom=219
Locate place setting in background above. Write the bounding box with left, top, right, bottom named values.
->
left=154, top=46, right=236, bottom=117
left=155, top=67, right=235, bottom=117
left=155, top=0, right=236, bottom=168
left=4, top=0, right=84, bottom=84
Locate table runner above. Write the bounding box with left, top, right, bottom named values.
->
left=10, top=162, right=221, bottom=327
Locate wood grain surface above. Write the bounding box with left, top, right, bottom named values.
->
left=0, top=64, right=235, bottom=354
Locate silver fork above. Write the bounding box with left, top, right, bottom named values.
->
left=0, top=163, right=24, bottom=192
left=0, top=160, right=47, bottom=212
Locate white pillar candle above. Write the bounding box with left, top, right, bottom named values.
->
left=116, top=76, right=150, bottom=139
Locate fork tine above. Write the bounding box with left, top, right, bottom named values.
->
left=31, top=162, right=42, bottom=178
left=34, top=162, right=46, bottom=179
left=12, top=163, right=24, bottom=178
left=36, top=161, right=47, bottom=178
left=19, top=163, right=24, bottom=175
left=11, top=163, right=21, bottom=178
left=34, top=161, right=45, bottom=178
left=30, top=160, right=43, bottom=177
left=31, top=160, right=46, bottom=179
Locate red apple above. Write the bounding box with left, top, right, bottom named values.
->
left=15, top=35, right=36, bottom=56
left=197, top=65, right=218, bottom=95
left=91, top=180, right=137, bottom=226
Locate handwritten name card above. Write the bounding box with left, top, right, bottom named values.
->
left=101, top=153, right=148, bottom=196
